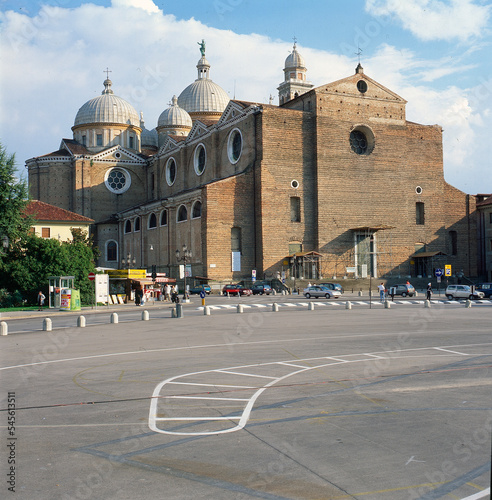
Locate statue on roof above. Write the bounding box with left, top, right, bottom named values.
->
left=198, top=39, right=206, bottom=57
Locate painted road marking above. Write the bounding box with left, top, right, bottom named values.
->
left=149, top=344, right=492, bottom=437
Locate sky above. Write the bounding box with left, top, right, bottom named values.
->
left=0, top=0, right=491, bottom=194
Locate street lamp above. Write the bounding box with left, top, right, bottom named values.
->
left=121, top=253, right=136, bottom=269
left=176, top=244, right=192, bottom=300
left=290, top=253, right=297, bottom=293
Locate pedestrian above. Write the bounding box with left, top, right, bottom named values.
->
left=164, top=283, right=171, bottom=301
left=389, top=286, right=395, bottom=301
left=135, top=286, right=143, bottom=306
left=426, top=283, right=432, bottom=301
left=377, top=282, right=386, bottom=303
left=37, top=291, right=46, bottom=311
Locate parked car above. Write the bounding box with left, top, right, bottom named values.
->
left=303, top=285, right=341, bottom=299
left=319, top=282, right=344, bottom=293
left=445, top=285, right=484, bottom=300
left=475, top=283, right=492, bottom=298
left=251, top=284, right=272, bottom=295
left=189, top=284, right=212, bottom=295
left=222, top=284, right=253, bottom=296
left=387, top=284, right=415, bottom=297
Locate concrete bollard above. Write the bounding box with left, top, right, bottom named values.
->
left=272, top=289, right=277, bottom=295
left=282, top=290, right=286, bottom=295
left=43, top=318, right=52, bottom=331
left=424, top=300, right=431, bottom=308
left=237, top=304, right=244, bottom=314
left=226, top=292, right=230, bottom=298
left=77, top=316, right=86, bottom=328
left=171, top=309, right=176, bottom=318
left=142, top=310, right=149, bottom=321
left=384, top=300, right=391, bottom=309
left=272, top=303, right=279, bottom=312
left=204, top=306, right=211, bottom=316
left=465, top=299, right=472, bottom=308
left=110, top=312, right=118, bottom=324
left=1, top=321, right=8, bottom=336
left=346, top=301, right=352, bottom=310
left=415, top=291, right=419, bottom=297
left=358, top=290, right=363, bottom=296
left=175, top=303, right=183, bottom=318
left=308, top=302, right=315, bottom=311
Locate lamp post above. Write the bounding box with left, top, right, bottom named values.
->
left=176, top=244, right=192, bottom=301
left=290, top=253, right=297, bottom=294
left=121, top=253, right=136, bottom=269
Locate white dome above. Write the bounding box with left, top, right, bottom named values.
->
left=178, top=54, right=229, bottom=116
left=74, top=79, right=140, bottom=127
left=158, top=96, right=192, bottom=128
left=285, top=44, right=306, bottom=70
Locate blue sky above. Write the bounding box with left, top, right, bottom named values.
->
left=0, top=0, right=491, bottom=193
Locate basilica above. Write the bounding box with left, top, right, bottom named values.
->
left=26, top=41, right=478, bottom=284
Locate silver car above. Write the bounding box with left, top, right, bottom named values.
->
left=303, top=286, right=341, bottom=299
left=445, top=285, right=484, bottom=300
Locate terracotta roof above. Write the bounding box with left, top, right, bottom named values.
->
left=476, top=195, right=492, bottom=207
left=24, top=200, right=94, bottom=223
left=37, top=149, right=72, bottom=159
left=62, top=139, right=90, bottom=156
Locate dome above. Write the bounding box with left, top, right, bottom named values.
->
left=284, top=43, right=306, bottom=70
left=74, top=79, right=140, bottom=127
left=158, top=96, right=192, bottom=128
left=178, top=52, right=229, bottom=117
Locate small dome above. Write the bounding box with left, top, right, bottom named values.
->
left=158, top=96, right=192, bottom=128
left=284, top=43, right=306, bottom=70
left=74, top=79, right=140, bottom=127
left=178, top=49, right=229, bottom=117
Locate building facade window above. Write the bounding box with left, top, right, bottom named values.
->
left=449, top=231, right=458, bottom=255
left=97, top=134, right=103, bottom=146
left=41, top=227, right=50, bottom=238
left=177, top=205, right=188, bottom=222
left=106, top=240, right=117, bottom=262
left=194, top=144, right=206, bottom=175
left=124, top=220, right=132, bottom=233
left=134, top=216, right=141, bottom=232
left=129, top=136, right=134, bottom=149
left=192, top=201, right=202, bottom=219
left=105, top=167, right=131, bottom=194
left=148, top=213, right=157, bottom=229
left=166, top=158, right=177, bottom=186
left=160, top=210, right=168, bottom=226
left=416, top=202, right=425, bottom=225
left=231, top=227, right=241, bottom=272
left=290, top=196, right=301, bottom=222
left=349, top=126, right=374, bottom=155
left=227, top=129, right=242, bottom=164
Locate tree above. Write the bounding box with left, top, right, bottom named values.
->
left=0, top=143, right=32, bottom=249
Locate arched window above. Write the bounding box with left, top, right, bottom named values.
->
left=192, top=201, right=202, bottom=219
left=106, top=240, right=117, bottom=262
left=134, top=216, right=141, bottom=232
left=166, top=157, right=177, bottom=186
left=124, top=220, right=132, bottom=233
left=177, top=205, right=188, bottom=222
left=193, top=144, right=206, bottom=175
left=160, top=210, right=168, bottom=226
left=148, top=213, right=157, bottom=229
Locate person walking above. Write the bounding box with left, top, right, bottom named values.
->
left=164, top=283, right=171, bottom=301
left=426, top=283, right=432, bottom=301
left=37, top=291, right=46, bottom=311
left=378, top=282, right=386, bottom=303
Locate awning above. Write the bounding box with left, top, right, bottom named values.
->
left=350, top=225, right=394, bottom=231
left=286, top=251, right=322, bottom=258
left=410, top=251, right=447, bottom=258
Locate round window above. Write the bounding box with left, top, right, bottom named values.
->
left=349, top=126, right=375, bottom=155
left=291, top=180, right=299, bottom=189
left=105, top=168, right=131, bottom=193
left=415, top=186, right=423, bottom=194
left=227, top=129, right=242, bottom=164
left=166, top=157, right=177, bottom=186
left=357, top=80, right=367, bottom=93
left=194, top=144, right=206, bottom=175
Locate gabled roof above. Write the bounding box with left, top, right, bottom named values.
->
left=61, top=139, right=90, bottom=156
left=24, top=200, right=94, bottom=223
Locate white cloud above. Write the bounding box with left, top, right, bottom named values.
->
left=365, top=0, right=491, bottom=42
left=111, top=0, right=160, bottom=13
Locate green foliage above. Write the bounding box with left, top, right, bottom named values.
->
left=0, top=143, right=32, bottom=247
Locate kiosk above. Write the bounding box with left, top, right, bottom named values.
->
left=48, top=276, right=75, bottom=309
